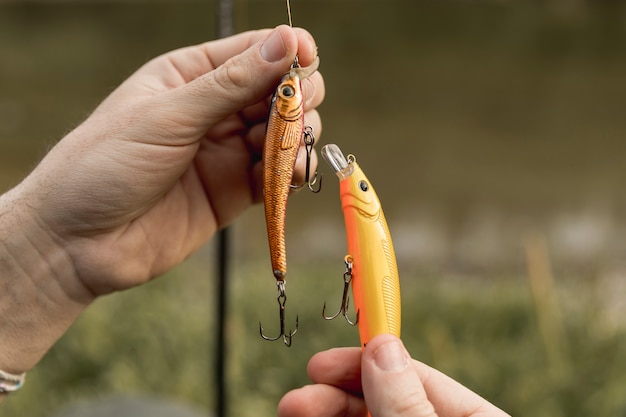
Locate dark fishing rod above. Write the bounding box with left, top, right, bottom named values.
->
left=215, top=3, right=234, bottom=417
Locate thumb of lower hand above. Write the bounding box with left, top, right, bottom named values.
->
left=362, top=335, right=438, bottom=417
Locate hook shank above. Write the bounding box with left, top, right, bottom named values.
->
left=291, top=126, right=323, bottom=193
left=260, top=281, right=299, bottom=346
left=322, top=256, right=358, bottom=326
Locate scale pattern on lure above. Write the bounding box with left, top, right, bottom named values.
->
left=263, top=64, right=318, bottom=281
left=260, top=54, right=320, bottom=345
left=321, top=144, right=401, bottom=349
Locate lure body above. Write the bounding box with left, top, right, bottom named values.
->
left=260, top=58, right=319, bottom=346
left=263, top=71, right=305, bottom=281
left=322, top=144, right=401, bottom=348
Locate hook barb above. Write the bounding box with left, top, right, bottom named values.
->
left=260, top=281, right=299, bottom=346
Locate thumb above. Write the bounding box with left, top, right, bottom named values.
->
left=362, top=334, right=438, bottom=417
left=172, top=25, right=310, bottom=127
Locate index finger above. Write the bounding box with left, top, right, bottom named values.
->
left=307, top=346, right=363, bottom=396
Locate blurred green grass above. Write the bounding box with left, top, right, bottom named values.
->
left=3, top=250, right=626, bottom=417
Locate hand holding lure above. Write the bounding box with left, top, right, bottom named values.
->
left=321, top=144, right=401, bottom=349
left=259, top=0, right=322, bottom=346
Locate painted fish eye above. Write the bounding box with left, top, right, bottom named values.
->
left=280, top=85, right=295, bottom=98
left=359, top=181, right=369, bottom=192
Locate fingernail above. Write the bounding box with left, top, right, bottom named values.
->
left=373, top=340, right=409, bottom=372
left=261, top=29, right=287, bottom=63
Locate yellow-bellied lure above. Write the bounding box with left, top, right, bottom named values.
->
left=321, top=144, right=401, bottom=348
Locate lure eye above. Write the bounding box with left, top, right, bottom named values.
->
left=359, top=181, right=369, bottom=192
left=280, top=85, right=295, bottom=98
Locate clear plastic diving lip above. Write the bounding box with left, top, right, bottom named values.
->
left=321, top=144, right=354, bottom=180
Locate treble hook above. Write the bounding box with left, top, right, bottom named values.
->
left=291, top=126, right=323, bottom=193
left=259, top=281, right=299, bottom=346
left=322, top=255, right=359, bottom=325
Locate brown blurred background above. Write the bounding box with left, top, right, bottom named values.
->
left=2, top=1, right=626, bottom=416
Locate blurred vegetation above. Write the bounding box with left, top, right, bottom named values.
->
left=5, top=254, right=626, bottom=417
left=2, top=0, right=626, bottom=416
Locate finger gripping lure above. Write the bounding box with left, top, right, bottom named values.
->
left=321, top=144, right=401, bottom=349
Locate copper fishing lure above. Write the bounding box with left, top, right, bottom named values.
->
left=259, top=53, right=320, bottom=346
left=321, top=144, right=402, bottom=350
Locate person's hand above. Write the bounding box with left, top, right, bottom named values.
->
left=278, top=334, right=511, bottom=417
left=9, top=25, right=324, bottom=298
left=0, top=25, right=323, bottom=379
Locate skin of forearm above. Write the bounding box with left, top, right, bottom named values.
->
left=0, top=185, right=94, bottom=401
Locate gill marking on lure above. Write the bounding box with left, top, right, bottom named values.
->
left=259, top=1, right=322, bottom=345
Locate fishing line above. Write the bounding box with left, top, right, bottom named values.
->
left=286, top=0, right=293, bottom=27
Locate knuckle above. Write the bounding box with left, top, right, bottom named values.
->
left=214, top=56, right=250, bottom=91
left=393, top=392, right=436, bottom=417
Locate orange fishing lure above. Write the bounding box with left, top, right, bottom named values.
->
left=321, top=144, right=401, bottom=349
left=260, top=57, right=320, bottom=346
